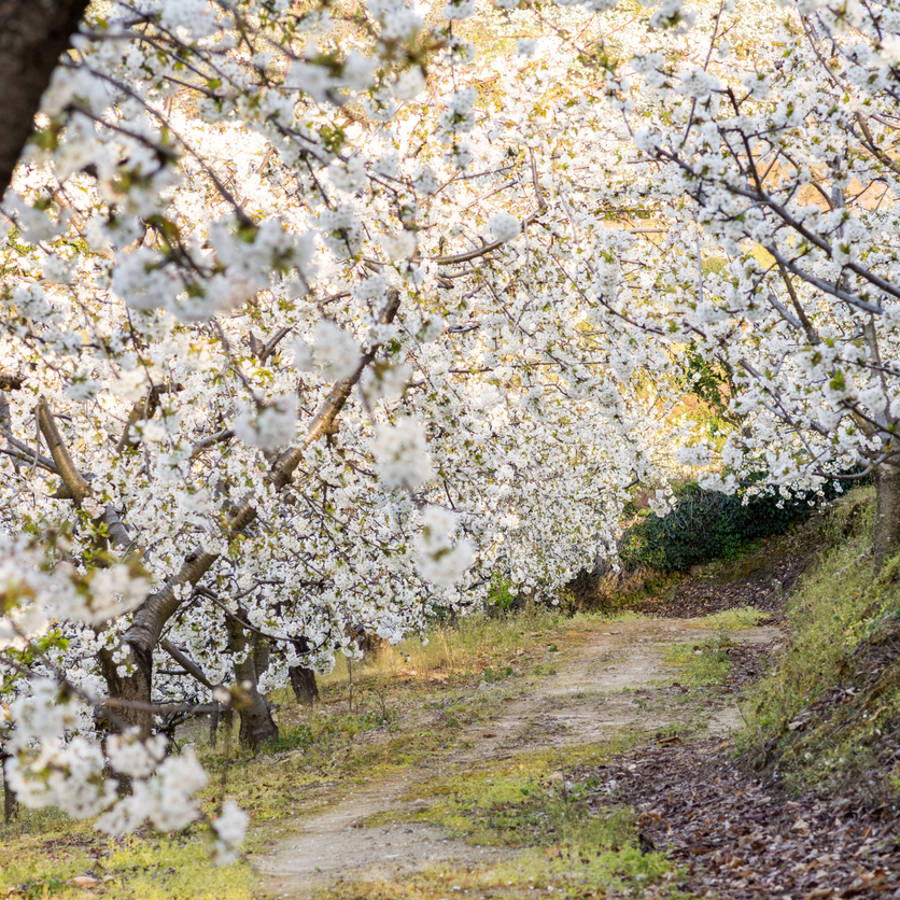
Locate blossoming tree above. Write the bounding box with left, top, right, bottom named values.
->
left=5, top=0, right=898, bottom=861
left=0, top=0, right=671, bottom=851
left=595, top=0, right=900, bottom=562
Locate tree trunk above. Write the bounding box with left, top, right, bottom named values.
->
left=236, top=687, right=276, bottom=751
left=208, top=702, right=221, bottom=749
left=0, top=0, right=90, bottom=196
left=1, top=749, right=17, bottom=823
left=289, top=638, right=319, bottom=705
left=289, top=664, right=319, bottom=705
left=357, top=630, right=387, bottom=660
left=96, top=642, right=154, bottom=735
left=873, top=460, right=900, bottom=568
left=226, top=618, right=278, bottom=751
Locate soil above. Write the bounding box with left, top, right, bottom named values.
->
left=253, top=619, right=782, bottom=898
left=639, top=550, right=812, bottom=620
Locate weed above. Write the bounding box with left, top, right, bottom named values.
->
left=531, top=663, right=557, bottom=676
left=663, top=637, right=733, bottom=686
left=482, top=665, right=514, bottom=683
left=486, top=575, right=517, bottom=615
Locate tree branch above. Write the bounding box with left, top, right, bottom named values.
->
left=121, top=290, right=402, bottom=655
left=36, top=397, right=91, bottom=502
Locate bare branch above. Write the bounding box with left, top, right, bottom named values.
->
left=160, top=639, right=217, bottom=690
left=36, top=397, right=91, bottom=502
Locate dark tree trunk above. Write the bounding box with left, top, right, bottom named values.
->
left=289, top=638, right=319, bottom=705
left=289, top=664, right=319, bottom=705
left=96, top=642, right=154, bottom=735
left=1, top=749, right=17, bottom=823
left=357, top=631, right=387, bottom=660
left=98, top=557, right=219, bottom=734
left=236, top=692, right=276, bottom=751
left=252, top=633, right=270, bottom=680
left=226, top=618, right=278, bottom=751
left=0, top=0, right=90, bottom=196
left=873, top=460, right=900, bottom=568
left=208, top=702, right=221, bottom=749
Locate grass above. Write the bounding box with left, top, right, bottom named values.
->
left=315, top=843, right=685, bottom=900
left=0, top=828, right=253, bottom=900
left=312, top=606, right=627, bottom=692
left=738, top=488, right=900, bottom=802
left=380, top=739, right=641, bottom=845
left=663, top=636, right=734, bottom=687
left=688, top=605, right=770, bottom=629
left=324, top=739, right=688, bottom=900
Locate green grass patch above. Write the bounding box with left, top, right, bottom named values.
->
left=322, top=738, right=686, bottom=899
left=375, top=738, right=640, bottom=846
left=0, top=831, right=253, bottom=899
left=663, top=636, right=733, bottom=686
left=688, top=605, right=770, bottom=629
left=313, top=606, right=611, bottom=694
left=315, top=841, right=685, bottom=900
left=738, top=488, right=899, bottom=802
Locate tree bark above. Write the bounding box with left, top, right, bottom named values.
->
left=288, top=637, right=319, bottom=705
left=1, top=749, right=17, bottom=823
left=289, top=665, right=318, bottom=705
left=226, top=618, right=278, bottom=751
left=358, top=631, right=387, bottom=660
left=96, top=643, right=154, bottom=735
left=0, top=0, right=89, bottom=196
left=208, top=702, right=221, bottom=749
left=873, top=459, right=900, bottom=568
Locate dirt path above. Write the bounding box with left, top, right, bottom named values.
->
left=254, top=618, right=780, bottom=899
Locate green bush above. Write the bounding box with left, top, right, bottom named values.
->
left=485, top=575, right=517, bottom=616
left=619, top=478, right=837, bottom=572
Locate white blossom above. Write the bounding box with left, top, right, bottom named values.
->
left=489, top=212, right=522, bottom=243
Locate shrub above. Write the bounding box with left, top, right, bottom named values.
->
left=619, top=477, right=840, bottom=572
left=485, top=575, right=517, bottom=616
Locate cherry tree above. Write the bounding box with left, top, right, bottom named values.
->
left=0, top=0, right=671, bottom=849
left=12, top=0, right=896, bottom=859
left=592, top=0, right=900, bottom=563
